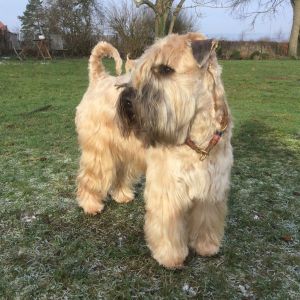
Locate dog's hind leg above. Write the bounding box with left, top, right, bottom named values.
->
left=188, top=200, right=227, bottom=256
left=110, top=149, right=145, bottom=204
left=77, top=146, right=114, bottom=215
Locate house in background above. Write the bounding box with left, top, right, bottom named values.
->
left=0, top=21, right=20, bottom=55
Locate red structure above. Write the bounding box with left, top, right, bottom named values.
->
left=0, top=21, right=19, bottom=55
left=0, top=21, right=7, bottom=30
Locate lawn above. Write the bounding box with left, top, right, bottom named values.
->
left=0, top=57, right=299, bottom=299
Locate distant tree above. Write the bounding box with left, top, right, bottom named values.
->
left=107, top=0, right=196, bottom=56
left=228, top=0, right=300, bottom=57
left=133, top=0, right=189, bottom=37
left=18, top=0, right=47, bottom=45
left=133, top=0, right=220, bottom=38
left=106, top=1, right=155, bottom=57
left=167, top=9, right=196, bottom=34
left=290, top=0, right=300, bottom=56
left=45, top=0, right=104, bottom=55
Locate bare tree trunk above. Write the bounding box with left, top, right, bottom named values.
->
left=289, top=0, right=300, bottom=56
left=134, top=0, right=175, bottom=38
left=155, top=12, right=167, bottom=37
left=155, top=0, right=173, bottom=38
left=168, top=0, right=185, bottom=34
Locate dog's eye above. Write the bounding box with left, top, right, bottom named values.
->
left=155, top=64, right=175, bottom=75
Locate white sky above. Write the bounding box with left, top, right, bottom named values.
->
left=0, top=0, right=293, bottom=41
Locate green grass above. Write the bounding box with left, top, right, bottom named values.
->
left=0, top=58, right=299, bottom=299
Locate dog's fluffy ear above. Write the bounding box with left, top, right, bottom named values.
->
left=116, top=86, right=137, bottom=136
left=191, top=39, right=218, bottom=68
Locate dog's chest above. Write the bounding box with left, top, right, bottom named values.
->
left=146, top=145, right=231, bottom=202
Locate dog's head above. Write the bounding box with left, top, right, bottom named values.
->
left=117, top=33, right=220, bottom=145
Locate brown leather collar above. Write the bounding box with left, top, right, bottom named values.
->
left=185, top=123, right=227, bottom=161
left=185, top=66, right=229, bottom=161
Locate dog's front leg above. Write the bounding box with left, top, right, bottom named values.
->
left=188, top=200, right=227, bottom=256
left=144, top=197, right=189, bottom=269
left=144, top=161, right=190, bottom=268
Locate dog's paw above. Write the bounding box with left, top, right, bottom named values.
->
left=80, top=202, right=104, bottom=215
left=155, top=255, right=186, bottom=269
left=111, top=188, right=134, bottom=204
left=194, top=241, right=220, bottom=257
left=152, top=246, right=188, bottom=269
left=160, top=260, right=185, bottom=269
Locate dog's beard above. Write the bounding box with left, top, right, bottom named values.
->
left=117, top=83, right=181, bottom=146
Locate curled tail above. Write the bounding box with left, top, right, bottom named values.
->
left=89, top=41, right=122, bottom=84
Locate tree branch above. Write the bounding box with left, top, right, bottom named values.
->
left=229, top=0, right=286, bottom=16
left=290, top=0, right=295, bottom=8
left=133, top=0, right=156, bottom=11
left=168, top=0, right=186, bottom=34
left=226, top=0, right=287, bottom=26
left=184, top=1, right=231, bottom=10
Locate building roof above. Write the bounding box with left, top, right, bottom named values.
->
left=0, top=21, right=8, bottom=31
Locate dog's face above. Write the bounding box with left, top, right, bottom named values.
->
left=117, top=33, right=218, bottom=145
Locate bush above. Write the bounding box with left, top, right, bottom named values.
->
left=249, top=51, right=270, bottom=60
left=250, top=50, right=261, bottom=60
left=216, top=45, right=222, bottom=58
left=261, top=52, right=270, bottom=60
left=230, top=50, right=241, bottom=60
left=106, top=1, right=154, bottom=58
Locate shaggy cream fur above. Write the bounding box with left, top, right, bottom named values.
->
left=76, top=34, right=233, bottom=269
left=75, top=42, right=146, bottom=214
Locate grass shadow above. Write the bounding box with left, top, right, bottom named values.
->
left=233, top=118, right=299, bottom=163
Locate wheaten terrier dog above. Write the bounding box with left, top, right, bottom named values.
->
left=75, top=42, right=146, bottom=214
left=76, top=33, right=233, bottom=269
